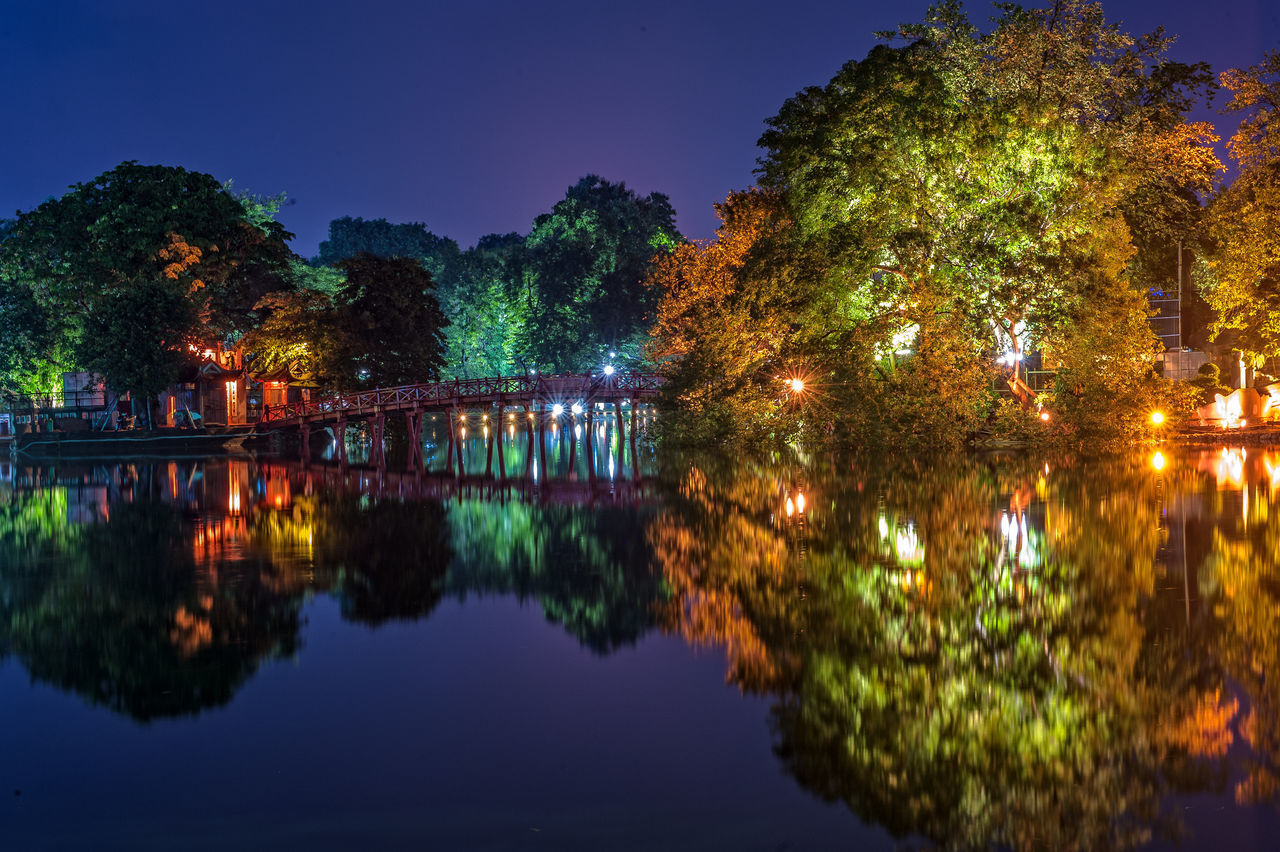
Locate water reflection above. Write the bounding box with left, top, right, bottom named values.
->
left=0, top=458, right=664, bottom=721
left=647, top=448, right=1280, bottom=850
left=3, top=448, right=1280, bottom=848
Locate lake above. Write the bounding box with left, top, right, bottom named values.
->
left=3, top=427, right=1280, bottom=850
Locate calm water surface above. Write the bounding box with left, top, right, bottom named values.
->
left=3, top=431, right=1280, bottom=850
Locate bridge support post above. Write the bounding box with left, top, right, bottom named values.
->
left=630, top=400, right=639, bottom=479
left=444, top=413, right=454, bottom=475
left=567, top=414, right=577, bottom=476
left=371, top=409, right=384, bottom=465
left=585, top=406, right=595, bottom=484
left=614, top=401, right=625, bottom=473
left=300, top=423, right=311, bottom=462
left=496, top=408, right=506, bottom=480
left=405, top=409, right=422, bottom=471
left=485, top=410, right=495, bottom=478
left=452, top=408, right=464, bottom=476
left=335, top=417, right=348, bottom=465
left=537, top=403, right=548, bottom=481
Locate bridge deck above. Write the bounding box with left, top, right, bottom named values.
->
left=260, top=372, right=663, bottom=429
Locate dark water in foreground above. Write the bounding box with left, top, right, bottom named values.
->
left=3, top=436, right=1280, bottom=850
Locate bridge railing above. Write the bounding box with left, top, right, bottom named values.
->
left=260, top=372, right=664, bottom=425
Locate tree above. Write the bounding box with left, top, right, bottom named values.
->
left=516, top=175, right=680, bottom=371
left=438, top=233, right=524, bottom=379
left=332, top=253, right=448, bottom=388
left=239, top=289, right=349, bottom=389
left=647, top=190, right=806, bottom=444
left=0, top=162, right=293, bottom=407
left=1198, top=51, right=1280, bottom=362
left=730, top=0, right=1220, bottom=447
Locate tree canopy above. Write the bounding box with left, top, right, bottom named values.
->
left=516, top=175, right=681, bottom=372
left=0, top=161, right=293, bottom=401
left=650, top=0, right=1218, bottom=450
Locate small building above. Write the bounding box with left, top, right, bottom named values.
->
left=253, top=363, right=316, bottom=412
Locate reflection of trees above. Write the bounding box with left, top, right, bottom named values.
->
left=251, top=494, right=453, bottom=626
left=0, top=459, right=665, bottom=722
left=0, top=490, right=300, bottom=721
left=445, top=500, right=665, bottom=653
left=1195, top=451, right=1280, bottom=807
left=650, top=452, right=1233, bottom=850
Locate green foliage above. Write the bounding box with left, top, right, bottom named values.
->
left=438, top=233, right=524, bottom=379
left=240, top=288, right=348, bottom=387
left=1188, top=361, right=1231, bottom=405
left=333, top=253, right=448, bottom=388
left=0, top=161, right=293, bottom=402
left=654, top=1, right=1216, bottom=451
left=77, top=278, right=198, bottom=404
left=517, top=175, right=681, bottom=371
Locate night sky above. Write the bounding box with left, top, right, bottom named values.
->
left=2, top=0, right=1277, bottom=257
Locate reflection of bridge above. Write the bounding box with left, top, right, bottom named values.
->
left=258, top=372, right=664, bottom=465
left=258, top=459, right=658, bottom=506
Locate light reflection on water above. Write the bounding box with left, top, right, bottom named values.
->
left=1, top=446, right=1280, bottom=848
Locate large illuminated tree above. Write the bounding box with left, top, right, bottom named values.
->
left=0, top=162, right=293, bottom=405
left=516, top=175, right=680, bottom=372
left=679, top=0, right=1219, bottom=446
left=1198, top=51, right=1280, bottom=363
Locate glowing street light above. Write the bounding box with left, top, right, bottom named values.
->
left=551, top=403, right=564, bottom=417
left=603, top=364, right=615, bottom=376
left=571, top=402, right=583, bottom=416
left=788, top=378, right=805, bottom=394
left=1150, top=410, right=1165, bottom=426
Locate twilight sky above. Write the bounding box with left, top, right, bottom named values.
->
left=2, top=0, right=1277, bottom=257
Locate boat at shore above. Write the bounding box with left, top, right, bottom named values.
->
left=10, top=426, right=263, bottom=458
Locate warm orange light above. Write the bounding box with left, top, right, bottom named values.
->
left=1150, top=410, right=1165, bottom=426
left=1150, top=451, right=1167, bottom=471
left=788, top=378, right=805, bottom=393
left=795, top=492, right=806, bottom=514
left=1039, top=411, right=1051, bottom=422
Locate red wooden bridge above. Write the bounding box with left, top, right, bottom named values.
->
left=258, top=372, right=665, bottom=464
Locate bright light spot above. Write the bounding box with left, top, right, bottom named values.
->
left=508, top=413, right=515, bottom=420
left=789, top=378, right=805, bottom=393
left=1039, top=411, right=1050, bottom=422
left=571, top=403, right=583, bottom=416
left=552, top=404, right=564, bottom=417
left=609, top=351, right=616, bottom=358
left=482, top=414, right=488, bottom=422
left=785, top=497, right=795, bottom=517
left=795, top=492, right=806, bottom=514
left=1150, top=410, right=1165, bottom=426
left=603, top=365, right=615, bottom=376
left=1150, top=451, right=1166, bottom=471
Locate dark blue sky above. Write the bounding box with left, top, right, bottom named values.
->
left=1, top=0, right=1276, bottom=256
